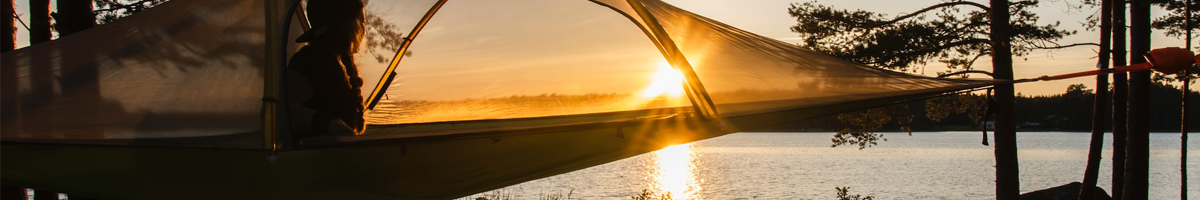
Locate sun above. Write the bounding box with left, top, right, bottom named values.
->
left=640, top=61, right=686, bottom=98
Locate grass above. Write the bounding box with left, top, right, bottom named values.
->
left=836, top=186, right=875, bottom=200
left=463, top=188, right=573, bottom=200
left=629, top=189, right=672, bottom=200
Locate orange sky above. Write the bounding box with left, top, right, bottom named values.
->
left=10, top=0, right=1197, bottom=98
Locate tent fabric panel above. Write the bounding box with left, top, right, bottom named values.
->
left=0, top=0, right=268, bottom=148
left=1, top=114, right=728, bottom=200
left=588, top=0, right=658, bottom=44
left=634, top=0, right=996, bottom=116
left=0, top=86, right=972, bottom=200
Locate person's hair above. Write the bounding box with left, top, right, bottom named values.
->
left=305, top=0, right=365, bottom=54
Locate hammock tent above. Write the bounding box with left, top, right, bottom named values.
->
left=0, top=0, right=996, bottom=199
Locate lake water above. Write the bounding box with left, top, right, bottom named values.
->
left=463, top=132, right=1200, bottom=200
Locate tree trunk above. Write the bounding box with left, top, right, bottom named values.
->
left=0, top=1, right=26, bottom=199
left=990, top=0, right=1020, bottom=199
left=27, top=0, right=51, bottom=114
left=54, top=0, right=103, bottom=141
left=28, top=1, right=59, bottom=199
left=0, top=187, right=24, bottom=200
left=1110, top=0, right=1128, bottom=198
left=1, top=0, right=16, bottom=130
left=48, top=2, right=103, bottom=200
left=1124, top=0, right=1151, bottom=199
left=1182, top=75, right=1190, bottom=200
left=29, top=0, right=48, bottom=43
left=1078, top=0, right=1112, bottom=199
left=1179, top=2, right=1190, bottom=200
left=2, top=0, right=11, bottom=51
left=55, top=0, right=93, bottom=35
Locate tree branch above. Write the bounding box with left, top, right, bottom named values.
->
left=938, top=70, right=995, bottom=78
left=1032, top=42, right=1100, bottom=50
left=892, top=38, right=992, bottom=58
left=11, top=7, right=30, bottom=30
left=872, top=1, right=991, bottom=27
left=962, top=51, right=988, bottom=69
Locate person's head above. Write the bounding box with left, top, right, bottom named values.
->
left=300, top=0, right=365, bottom=54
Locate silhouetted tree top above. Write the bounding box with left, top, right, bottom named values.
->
left=788, top=0, right=1088, bottom=75
left=94, top=0, right=169, bottom=24
left=1150, top=0, right=1199, bottom=40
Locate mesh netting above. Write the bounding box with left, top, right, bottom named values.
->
left=595, top=0, right=992, bottom=116
left=0, top=0, right=276, bottom=148
left=362, top=0, right=693, bottom=125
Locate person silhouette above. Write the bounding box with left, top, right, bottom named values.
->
left=286, top=0, right=366, bottom=136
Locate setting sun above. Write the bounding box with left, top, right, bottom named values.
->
left=640, top=61, right=687, bottom=98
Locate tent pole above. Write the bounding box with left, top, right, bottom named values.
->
left=365, top=0, right=449, bottom=110
left=264, top=0, right=282, bottom=152
left=624, top=0, right=720, bottom=119
left=294, top=2, right=310, bottom=30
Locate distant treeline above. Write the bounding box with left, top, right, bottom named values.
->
left=758, top=83, right=1200, bottom=132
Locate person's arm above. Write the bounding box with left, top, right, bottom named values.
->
left=286, top=70, right=317, bottom=133
left=287, top=70, right=356, bottom=135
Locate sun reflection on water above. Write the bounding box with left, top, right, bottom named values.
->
left=650, top=143, right=702, bottom=199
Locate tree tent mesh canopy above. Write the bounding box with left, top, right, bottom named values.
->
left=0, top=0, right=1000, bottom=199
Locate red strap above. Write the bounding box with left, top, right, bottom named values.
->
left=1038, top=63, right=1152, bottom=81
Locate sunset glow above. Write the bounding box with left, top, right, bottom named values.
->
left=640, top=61, right=687, bottom=98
